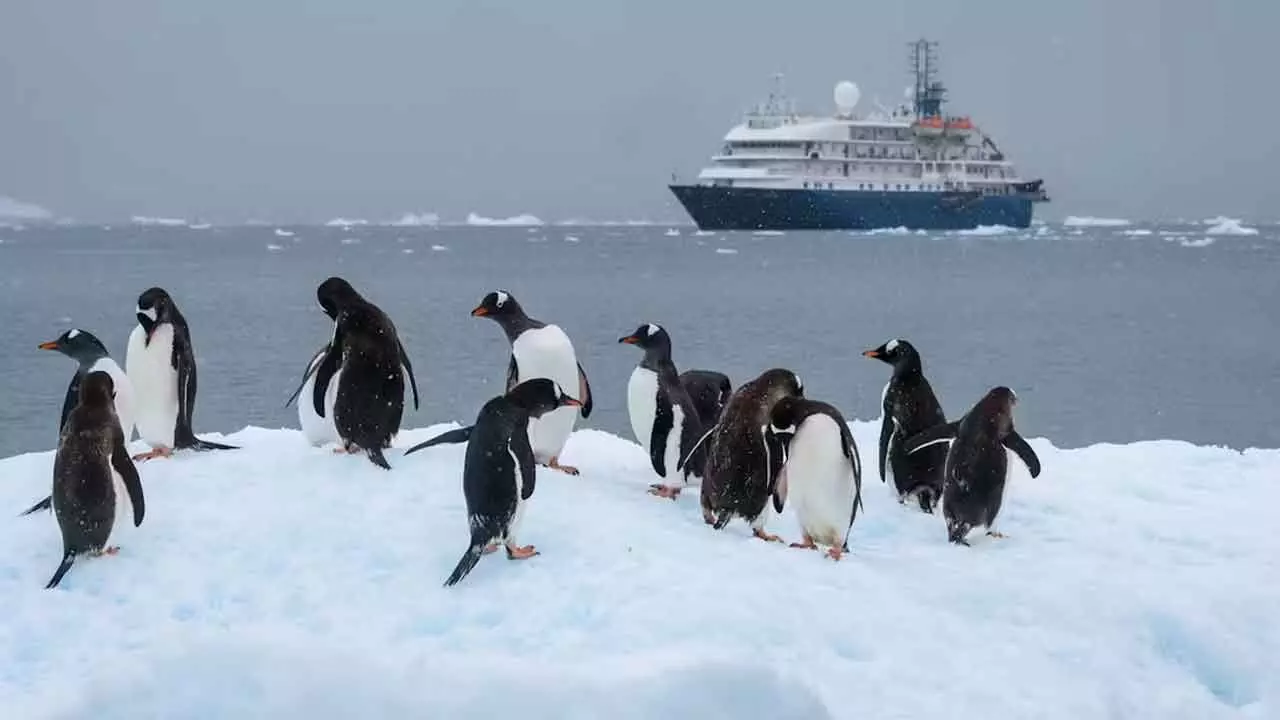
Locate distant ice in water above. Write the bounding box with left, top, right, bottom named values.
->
left=664, top=228, right=681, bottom=237
left=273, top=229, right=295, bottom=237
left=430, top=244, right=448, bottom=252
left=326, top=218, right=368, bottom=228
left=1203, top=216, right=1259, bottom=236
left=563, top=235, right=580, bottom=243
left=715, top=247, right=739, bottom=255
left=955, top=225, right=1014, bottom=236
left=131, top=216, right=187, bottom=227
left=340, top=237, right=361, bottom=245
left=753, top=231, right=785, bottom=236
left=187, top=223, right=212, bottom=230
left=465, top=212, right=543, bottom=227
left=1122, top=229, right=1153, bottom=236
left=266, top=243, right=284, bottom=252
left=694, top=230, right=716, bottom=237
left=1180, top=237, right=1216, bottom=248
left=402, top=248, right=414, bottom=254
left=1064, top=216, right=1131, bottom=227
left=389, top=213, right=440, bottom=227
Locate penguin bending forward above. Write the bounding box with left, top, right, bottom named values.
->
left=471, top=290, right=592, bottom=475
left=402, top=378, right=583, bottom=587
left=677, top=369, right=733, bottom=430
left=765, top=397, right=863, bottom=560
left=21, top=329, right=136, bottom=516
left=863, top=338, right=948, bottom=513
left=126, top=287, right=238, bottom=461
left=45, top=371, right=145, bottom=589
left=618, top=324, right=714, bottom=499
left=689, top=367, right=803, bottom=540
left=903, top=386, right=1042, bottom=546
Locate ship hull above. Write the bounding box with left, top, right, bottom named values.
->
left=669, top=185, right=1039, bottom=231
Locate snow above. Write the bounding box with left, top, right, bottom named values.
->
left=0, top=195, right=53, bottom=221
left=3, top=420, right=1276, bottom=718
left=1203, top=217, right=1259, bottom=236
left=1063, top=216, right=1131, bottom=227
left=466, top=212, right=544, bottom=227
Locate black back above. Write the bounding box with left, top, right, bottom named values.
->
left=678, top=369, right=732, bottom=429
left=318, top=302, right=406, bottom=467
left=311, top=276, right=420, bottom=412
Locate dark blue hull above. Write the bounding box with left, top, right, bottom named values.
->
left=669, top=185, right=1041, bottom=231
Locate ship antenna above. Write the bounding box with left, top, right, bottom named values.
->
left=908, top=38, right=945, bottom=118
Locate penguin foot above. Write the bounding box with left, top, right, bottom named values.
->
left=648, top=484, right=682, bottom=499
left=986, top=530, right=1007, bottom=539
left=701, top=508, right=717, bottom=526
left=789, top=535, right=817, bottom=550
left=90, top=546, right=120, bottom=557
left=132, top=446, right=172, bottom=462
left=505, top=544, right=539, bottom=560
left=825, top=547, right=845, bottom=561
left=752, top=529, right=783, bottom=543
left=482, top=543, right=501, bottom=555
left=543, top=457, right=579, bottom=476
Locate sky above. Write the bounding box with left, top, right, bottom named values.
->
left=0, top=1, right=1274, bottom=224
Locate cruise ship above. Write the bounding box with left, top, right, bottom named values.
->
left=669, top=40, right=1049, bottom=231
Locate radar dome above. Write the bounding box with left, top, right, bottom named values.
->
left=834, top=81, right=860, bottom=114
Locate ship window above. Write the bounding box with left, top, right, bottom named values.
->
left=883, top=184, right=889, bottom=190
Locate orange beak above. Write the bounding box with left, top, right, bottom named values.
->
left=38, top=341, right=58, bottom=351
left=562, top=396, right=583, bottom=408
left=619, top=335, right=639, bottom=344
left=862, top=349, right=880, bottom=358
left=471, top=306, right=489, bottom=317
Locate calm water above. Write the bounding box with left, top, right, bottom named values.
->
left=1, top=221, right=1277, bottom=458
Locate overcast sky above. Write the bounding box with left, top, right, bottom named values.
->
left=1, top=1, right=1273, bottom=224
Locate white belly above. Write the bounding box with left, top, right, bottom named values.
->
left=126, top=323, right=179, bottom=448
left=626, top=366, right=658, bottom=453
left=785, top=415, right=858, bottom=548
left=298, top=348, right=342, bottom=446
left=665, top=402, right=686, bottom=482
left=87, top=357, right=135, bottom=443
left=512, top=325, right=581, bottom=461
left=880, top=379, right=895, bottom=487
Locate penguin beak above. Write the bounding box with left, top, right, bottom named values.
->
left=561, top=396, right=583, bottom=408
left=471, top=306, right=489, bottom=317
left=38, top=341, right=59, bottom=351
left=862, top=349, right=880, bottom=358
left=618, top=335, right=639, bottom=344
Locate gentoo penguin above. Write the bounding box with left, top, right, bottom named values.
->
left=692, top=367, right=803, bottom=540
left=863, top=338, right=948, bottom=513
left=286, top=277, right=419, bottom=447
left=126, top=287, right=238, bottom=461
left=903, top=386, right=1042, bottom=546
left=677, top=369, right=733, bottom=429
left=20, top=329, right=136, bottom=517
left=402, top=378, right=583, bottom=587
left=45, top=371, right=145, bottom=589
left=764, top=397, right=863, bottom=560
left=471, top=290, right=592, bottom=475
left=618, top=323, right=711, bottom=499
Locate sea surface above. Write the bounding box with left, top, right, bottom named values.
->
left=1, top=220, right=1276, bottom=459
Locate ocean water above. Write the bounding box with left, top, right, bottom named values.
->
left=0, top=220, right=1276, bottom=458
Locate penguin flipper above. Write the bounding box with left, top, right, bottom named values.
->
left=191, top=438, right=239, bottom=452
left=111, top=427, right=146, bottom=527
left=764, top=427, right=788, bottom=513
left=903, top=421, right=959, bottom=455
left=397, top=338, right=420, bottom=411
left=46, top=551, right=76, bottom=589
left=649, top=393, right=673, bottom=477
left=511, top=422, right=537, bottom=500
left=505, top=356, right=519, bottom=393
left=19, top=496, right=52, bottom=516
left=59, top=373, right=81, bottom=437
left=837, top=421, right=865, bottom=514
left=1002, top=430, right=1041, bottom=478
left=403, top=426, right=474, bottom=456
left=877, top=413, right=892, bottom=483
left=576, top=362, right=593, bottom=419
left=285, top=345, right=328, bottom=407
left=173, top=327, right=200, bottom=447
left=312, top=325, right=345, bottom=418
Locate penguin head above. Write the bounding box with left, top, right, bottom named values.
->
left=317, top=277, right=361, bottom=320
left=977, top=386, right=1018, bottom=432
left=471, top=290, right=522, bottom=319
left=79, top=370, right=116, bottom=406
left=764, top=396, right=804, bottom=455
left=506, top=378, right=583, bottom=418
left=758, top=368, right=804, bottom=399
left=618, top=323, right=670, bottom=352
left=136, top=287, right=175, bottom=340
left=862, top=338, right=917, bottom=367
left=38, top=328, right=109, bottom=364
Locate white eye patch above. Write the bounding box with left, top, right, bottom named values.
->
left=646, top=323, right=659, bottom=337
left=67, top=329, right=81, bottom=339
left=495, top=291, right=509, bottom=307
left=885, top=339, right=900, bottom=352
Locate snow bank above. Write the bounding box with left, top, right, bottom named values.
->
left=1203, top=217, right=1259, bottom=236
left=0, top=195, right=53, bottom=221
left=1, top=424, right=1276, bottom=718
left=465, top=212, right=544, bottom=227
left=1063, top=216, right=1131, bottom=227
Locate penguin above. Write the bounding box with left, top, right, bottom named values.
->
left=689, top=367, right=803, bottom=540
left=863, top=338, right=948, bottom=513
left=309, top=297, right=410, bottom=470
left=286, top=276, right=418, bottom=447
left=402, top=378, right=583, bottom=587
left=45, top=371, right=146, bottom=589
left=677, top=369, right=733, bottom=429
left=126, top=287, right=238, bottom=461
left=471, top=290, right=592, bottom=475
left=20, top=329, right=136, bottom=516
left=764, top=397, right=863, bottom=560
left=902, top=386, right=1042, bottom=546
left=618, top=323, right=712, bottom=499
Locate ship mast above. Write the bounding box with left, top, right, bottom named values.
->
left=908, top=38, right=946, bottom=118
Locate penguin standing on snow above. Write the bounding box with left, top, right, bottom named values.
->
left=764, top=397, right=863, bottom=560
left=286, top=277, right=420, bottom=447
left=691, top=367, right=803, bottom=540
left=677, top=369, right=733, bottom=429
left=863, top=338, right=948, bottom=513
left=45, top=371, right=145, bottom=589
left=471, top=290, right=592, bottom=475
left=903, top=386, right=1042, bottom=546
left=618, top=323, right=714, bottom=499
left=20, top=329, right=137, bottom=516
left=126, top=287, right=238, bottom=461
left=402, top=378, right=583, bottom=587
